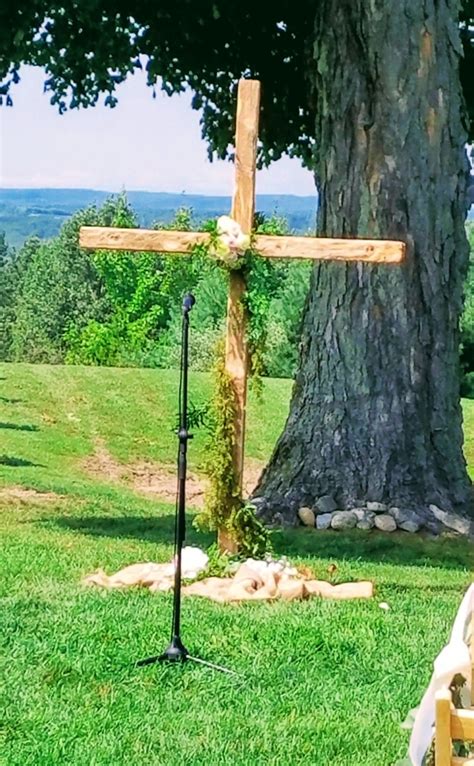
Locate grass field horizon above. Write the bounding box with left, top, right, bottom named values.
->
left=1, top=362, right=473, bottom=765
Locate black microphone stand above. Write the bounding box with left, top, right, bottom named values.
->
left=137, top=294, right=237, bottom=675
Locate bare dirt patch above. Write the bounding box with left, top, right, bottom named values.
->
left=82, top=441, right=265, bottom=507
left=130, top=461, right=206, bottom=507
left=0, top=486, right=65, bottom=503
left=83, top=442, right=125, bottom=483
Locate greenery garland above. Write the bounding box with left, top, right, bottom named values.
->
left=194, top=350, right=272, bottom=557
left=192, top=214, right=285, bottom=554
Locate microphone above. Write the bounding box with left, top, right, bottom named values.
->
left=183, top=293, right=196, bottom=312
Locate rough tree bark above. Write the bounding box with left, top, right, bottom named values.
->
left=257, top=0, right=473, bottom=521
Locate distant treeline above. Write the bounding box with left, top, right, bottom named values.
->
left=1, top=195, right=474, bottom=393
left=0, top=188, right=319, bottom=249
left=0, top=195, right=311, bottom=379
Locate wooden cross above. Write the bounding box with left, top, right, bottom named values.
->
left=79, top=79, right=405, bottom=552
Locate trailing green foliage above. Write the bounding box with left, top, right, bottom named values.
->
left=194, top=352, right=272, bottom=555
left=227, top=502, right=273, bottom=558
left=194, top=353, right=240, bottom=533
left=196, top=542, right=233, bottom=579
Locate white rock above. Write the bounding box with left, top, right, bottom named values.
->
left=331, top=511, right=357, bottom=530
left=367, top=501, right=388, bottom=512
left=429, top=505, right=471, bottom=536
left=374, top=514, right=397, bottom=532
left=316, top=513, right=333, bottom=530
left=298, top=507, right=315, bottom=527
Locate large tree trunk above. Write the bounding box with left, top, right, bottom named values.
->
left=258, top=0, right=472, bottom=522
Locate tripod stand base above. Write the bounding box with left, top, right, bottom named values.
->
left=136, top=635, right=188, bottom=667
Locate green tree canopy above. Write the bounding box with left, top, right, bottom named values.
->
left=1, top=1, right=472, bottom=165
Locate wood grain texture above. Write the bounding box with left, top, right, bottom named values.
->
left=217, top=527, right=238, bottom=555
left=435, top=689, right=452, bottom=766
left=254, top=234, right=405, bottom=263
left=222, top=79, right=261, bottom=552
left=79, top=227, right=208, bottom=253
left=450, top=708, right=474, bottom=741
left=80, top=226, right=405, bottom=263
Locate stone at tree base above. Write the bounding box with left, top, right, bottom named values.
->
left=331, top=511, right=357, bottom=530
left=352, top=510, right=376, bottom=529
left=315, top=495, right=338, bottom=515
left=429, top=504, right=472, bottom=536
left=357, top=519, right=375, bottom=530
left=298, top=507, right=315, bottom=527
left=374, top=514, right=397, bottom=532
left=367, top=501, right=389, bottom=513
left=316, top=513, right=333, bottom=530
left=399, top=519, right=422, bottom=533
left=389, top=507, right=423, bottom=533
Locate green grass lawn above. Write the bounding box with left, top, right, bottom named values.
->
left=1, top=362, right=473, bottom=766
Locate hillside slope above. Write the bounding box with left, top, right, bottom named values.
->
left=1, top=362, right=473, bottom=766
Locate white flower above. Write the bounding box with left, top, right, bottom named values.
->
left=209, top=215, right=250, bottom=265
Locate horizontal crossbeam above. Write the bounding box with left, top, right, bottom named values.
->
left=79, top=226, right=405, bottom=263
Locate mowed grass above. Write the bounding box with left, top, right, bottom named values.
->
left=0, top=362, right=473, bottom=766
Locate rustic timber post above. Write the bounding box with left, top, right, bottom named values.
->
left=218, top=80, right=260, bottom=553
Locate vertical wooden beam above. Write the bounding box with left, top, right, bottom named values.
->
left=218, top=78, right=260, bottom=554
left=435, top=689, right=452, bottom=766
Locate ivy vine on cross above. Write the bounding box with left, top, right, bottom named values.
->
left=80, top=79, right=405, bottom=552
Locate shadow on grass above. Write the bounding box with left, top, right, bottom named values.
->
left=274, top=527, right=474, bottom=571
left=0, top=397, right=22, bottom=404
left=0, top=455, right=44, bottom=467
left=0, top=421, right=39, bottom=432
left=48, top=513, right=213, bottom=548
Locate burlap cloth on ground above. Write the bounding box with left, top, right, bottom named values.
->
left=83, top=560, right=373, bottom=603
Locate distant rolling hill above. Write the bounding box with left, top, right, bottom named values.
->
left=0, top=187, right=319, bottom=249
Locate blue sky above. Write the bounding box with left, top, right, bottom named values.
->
left=0, top=66, right=316, bottom=197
